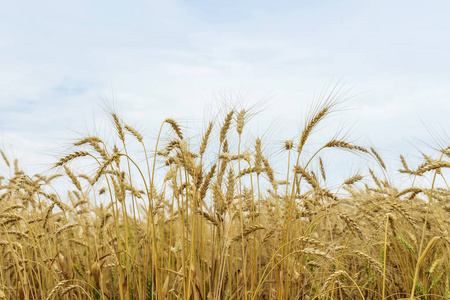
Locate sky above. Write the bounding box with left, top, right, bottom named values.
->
left=1, top=0, right=450, bottom=186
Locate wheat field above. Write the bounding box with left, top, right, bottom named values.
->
left=1, top=94, right=449, bottom=300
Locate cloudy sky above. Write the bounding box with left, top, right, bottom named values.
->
left=1, top=0, right=450, bottom=182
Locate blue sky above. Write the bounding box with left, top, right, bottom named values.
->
left=1, top=0, right=450, bottom=183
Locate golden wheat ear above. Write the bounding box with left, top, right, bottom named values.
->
left=165, top=118, right=184, bottom=140
left=219, top=111, right=234, bottom=144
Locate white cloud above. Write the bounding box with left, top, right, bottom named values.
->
left=0, top=0, right=449, bottom=178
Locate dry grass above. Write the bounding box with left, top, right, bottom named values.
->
left=0, top=97, right=449, bottom=300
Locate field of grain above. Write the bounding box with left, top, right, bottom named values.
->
left=1, top=95, right=449, bottom=300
